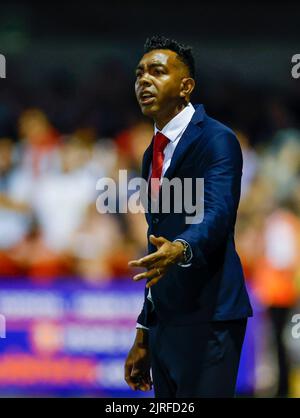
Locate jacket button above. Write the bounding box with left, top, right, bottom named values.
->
left=152, top=217, right=159, bottom=224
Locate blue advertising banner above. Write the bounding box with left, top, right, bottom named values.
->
left=0, top=280, right=255, bottom=397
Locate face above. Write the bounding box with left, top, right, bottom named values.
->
left=135, top=49, right=194, bottom=127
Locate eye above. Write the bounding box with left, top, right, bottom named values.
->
left=154, top=68, right=163, bottom=76
left=135, top=68, right=143, bottom=78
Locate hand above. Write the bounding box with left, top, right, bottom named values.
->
left=128, top=235, right=184, bottom=288
left=124, top=329, right=152, bottom=391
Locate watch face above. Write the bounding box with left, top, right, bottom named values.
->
left=185, top=244, right=192, bottom=262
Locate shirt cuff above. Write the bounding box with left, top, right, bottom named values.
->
left=136, top=323, right=149, bottom=330
left=174, top=239, right=193, bottom=267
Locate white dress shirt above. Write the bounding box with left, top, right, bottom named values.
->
left=137, top=103, right=195, bottom=330
left=152, top=102, right=195, bottom=178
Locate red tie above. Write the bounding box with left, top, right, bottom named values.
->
left=150, top=132, right=169, bottom=199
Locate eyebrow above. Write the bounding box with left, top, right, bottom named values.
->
left=135, top=62, right=167, bottom=72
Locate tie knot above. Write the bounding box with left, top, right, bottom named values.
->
left=154, top=132, right=169, bottom=153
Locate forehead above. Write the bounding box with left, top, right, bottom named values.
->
left=137, top=49, right=180, bottom=69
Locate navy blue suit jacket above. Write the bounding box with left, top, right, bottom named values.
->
left=137, top=104, right=253, bottom=327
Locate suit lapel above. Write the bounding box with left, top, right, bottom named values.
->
left=141, top=137, right=154, bottom=181
left=140, top=104, right=206, bottom=208
left=163, top=104, right=206, bottom=181
left=163, top=122, right=203, bottom=181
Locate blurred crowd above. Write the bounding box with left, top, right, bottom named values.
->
left=0, top=104, right=299, bottom=286
left=0, top=108, right=152, bottom=282
left=235, top=127, right=300, bottom=397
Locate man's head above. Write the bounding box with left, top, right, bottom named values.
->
left=135, top=35, right=196, bottom=129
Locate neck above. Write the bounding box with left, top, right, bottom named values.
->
left=154, top=102, right=187, bottom=131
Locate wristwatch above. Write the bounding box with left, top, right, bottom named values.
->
left=174, top=239, right=193, bottom=265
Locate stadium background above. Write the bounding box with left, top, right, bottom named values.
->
left=0, top=0, right=300, bottom=397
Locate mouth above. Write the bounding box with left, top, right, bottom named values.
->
left=139, top=91, right=156, bottom=105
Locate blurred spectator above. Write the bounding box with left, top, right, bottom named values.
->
left=260, top=129, right=300, bottom=201
left=236, top=129, right=259, bottom=198
left=9, top=218, right=73, bottom=281
left=32, top=138, right=97, bottom=252
left=0, top=115, right=152, bottom=282
left=18, top=108, right=61, bottom=178
left=251, top=205, right=300, bottom=397
left=115, top=121, right=153, bottom=175
left=0, top=138, right=32, bottom=276
left=69, top=204, right=129, bottom=282
left=235, top=121, right=300, bottom=396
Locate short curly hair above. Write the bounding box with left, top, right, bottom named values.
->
left=144, top=35, right=195, bottom=79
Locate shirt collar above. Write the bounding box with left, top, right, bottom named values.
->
left=154, top=102, right=195, bottom=143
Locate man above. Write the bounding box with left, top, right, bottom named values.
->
left=124, top=35, right=253, bottom=398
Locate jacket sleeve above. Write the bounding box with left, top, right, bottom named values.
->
left=136, top=285, right=150, bottom=328
left=175, top=130, right=243, bottom=268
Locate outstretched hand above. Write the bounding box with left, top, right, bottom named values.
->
left=128, top=235, right=184, bottom=288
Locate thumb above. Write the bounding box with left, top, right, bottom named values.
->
left=149, top=235, right=167, bottom=248
left=131, top=364, right=141, bottom=377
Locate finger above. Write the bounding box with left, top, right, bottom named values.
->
left=126, top=373, right=145, bottom=391
left=124, top=362, right=131, bottom=381
left=138, top=383, right=152, bottom=391
left=149, top=235, right=168, bottom=248
left=129, top=253, right=163, bottom=269
left=128, top=368, right=153, bottom=391
left=136, top=375, right=153, bottom=391
left=125, top=377, right=138, bottom=391
left=125, top=374, right=139, bottom=391
left=140, top=374, right=153, bottom=391
left=125, top=362, right=143, bottom=391
left=130, top=368, right=146, bottom=391
left=133, top=268, right=159, bottom=281
left=146, top=275, right=163, bottom=288
left=124, top=365, right=137, bottom=391
left=142, top=374, right=153, bottom=388
left=128, top=259, right=144, bottom=268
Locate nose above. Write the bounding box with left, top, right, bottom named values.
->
left=138, top=73, right=152, bottom=88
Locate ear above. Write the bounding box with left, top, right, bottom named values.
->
left=180, top=77, right=195, bottom=99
